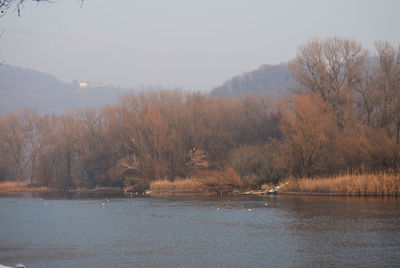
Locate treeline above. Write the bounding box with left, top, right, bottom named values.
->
left=0, top=37, right=399, bottom=190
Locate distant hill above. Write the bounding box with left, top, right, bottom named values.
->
left=0, top=63, right=295, bottom=114
left=209, top=63, right=294, bottom=97
left=0, top=64, right=140, bottom=114
left=0, top=65, right=71, bottom=114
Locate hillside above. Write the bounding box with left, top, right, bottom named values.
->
left=210, top=63, right=294, bottom=97
left=0, top=63, right=295, bottom=114
left=0, top=64, right=138, bottom=114
left=0, top=65, right=72, bottom=114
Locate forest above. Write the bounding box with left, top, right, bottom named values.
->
left=0, top=37, right=399, bottom=192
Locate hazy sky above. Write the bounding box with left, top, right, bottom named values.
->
left=1, top=0, right=399, bottom=91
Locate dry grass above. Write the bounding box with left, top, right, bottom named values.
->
left=0, top=181, right=49, bottom=193
left=150, top=178, right=204, bottom=192
left=280, top=172, right=400, bottom=196
left=150, top=168, right=242, bottom=193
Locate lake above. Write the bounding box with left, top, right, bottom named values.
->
left=0, top=193, right=399, bottom=267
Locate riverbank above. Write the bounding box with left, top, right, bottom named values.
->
left=279, top=173, right=400, bottom=197
left=149, top=172, right=400, bottom=197
left=149, top=179, right=241, bottom=196
left=0, top=182, right=50, bottom=193
left=149, top=168, right=243, bottom=196
left=0, top=182, right=127, bottom=195
left=2, top=172, right=399, bottom=197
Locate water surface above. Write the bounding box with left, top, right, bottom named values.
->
left=0, top=193, right=399, bottom=267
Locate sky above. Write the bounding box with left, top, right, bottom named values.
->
left=0, top=0, right=399, bottom=92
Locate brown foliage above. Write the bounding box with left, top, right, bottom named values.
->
left=279, top=94, right=339, bottom=177
left=187, top=148, right=209, bottom=170
left=340, top=124, right=400, bottom=172
left=0, top=37, right=399, bottom=193
left=228, top=143, right=286, bottom=186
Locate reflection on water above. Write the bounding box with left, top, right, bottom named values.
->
left=0, top=193, right=399, bottom=267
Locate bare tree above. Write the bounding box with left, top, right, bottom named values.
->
left=290, top=37, right=367, bottom=129
left=0, top=112, right=30, bottom=184
left=355, top=58, right=379, bottom=127
left=373, top=42, right=400, bottom=142
left=21, top=109, right=50, bottom=184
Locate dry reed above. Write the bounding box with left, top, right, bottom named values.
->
left=280, top=172, right=399, bottom=196
left=150, top=168, right=242, bottom=192
left=0, top=181, right=49, bottom=193
left=150, top=178, right=203, bottom=192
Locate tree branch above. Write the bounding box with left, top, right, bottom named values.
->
left=0, top=0, right=83, bottom=16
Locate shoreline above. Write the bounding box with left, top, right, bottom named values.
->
left=0, top=188, right=399, bottom=198
left=3, top=188, right=397, bottom=198
left=1, top=173, right=399, bottom=198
